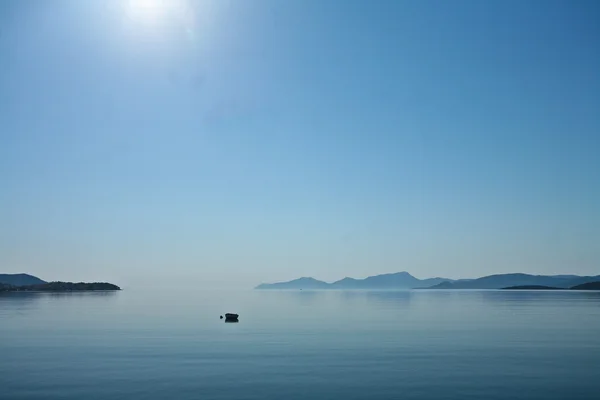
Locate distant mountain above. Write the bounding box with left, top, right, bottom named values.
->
left=330, top=277, right=363, bottom=289
left=0, top=283, right=16, bottom=292
left=256, top=272, right=452, bottom=290
left=570, top=281, right=600, bottom=290
left=255, top=277, right=330, bottom=290
left=561, top=276, right=600, bottom=288
left=2, top=281, right=121, bottom=292
left=550, top=275, right=582, bottom=280
left=425, top=274, right=600, bottom=290
left=0, top=273, right=46, bottom=287
left=502, top=281, right=600, bottom=291
left=256, top=272, right=600, bottom=290
left=502, top=285, right=564, bottom=290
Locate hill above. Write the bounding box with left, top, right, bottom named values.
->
left=502, top=285, right=564, bottom=290
left=570, top=281, right=600, bottom=290
left=5, top=282, right=120, bottom=292
left=256, top=272, right=452, bottom=290
left=255, top=277, right=330, bottom=290
left=0, top=273, right=46, bottom=287
left=0, top=283, right=16, bottom=292
left=425, top=274, right=600, bottom=290
left=256, top=272, right=600, bottom=290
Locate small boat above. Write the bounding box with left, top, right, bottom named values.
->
left=224, top=313, right=239, bottom=322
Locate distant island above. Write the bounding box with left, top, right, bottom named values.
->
left=424, top=273, right=600, bottom=290
left=256, top=272, right=600, bottom=290
left=0, top=273, right=46, bottom=287
left=0, top=274, right=120, bottom=292
left=255, top=272, right=451, bottom=290
left=503, top=281, right=600, bottom=291
left=502, top=285, right=564, bottom=290
left=570, top=281, right=600, bottom=291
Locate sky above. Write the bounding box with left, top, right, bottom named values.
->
left=1, top=0, right=599, bottom=288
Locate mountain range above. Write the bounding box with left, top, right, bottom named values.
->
left=255, top=272, right=452, bottom=290
left=255, top=272, right=600, bottom=290
left=427, top=273, right=600, bottom=289
left=0, top=273, right=47, bottom=286
left=0, top=273, right=120, bottom=292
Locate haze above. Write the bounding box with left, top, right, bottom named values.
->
left=1, top=0, right=598, bottom=288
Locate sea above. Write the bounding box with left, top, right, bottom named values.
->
left=1, top=288, right=599, bottom=400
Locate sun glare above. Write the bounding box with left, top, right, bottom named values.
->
left=128, top=0, right=169, bottom=23
left=124, top=0, right=207, bottom=47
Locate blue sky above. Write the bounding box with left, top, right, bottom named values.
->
left=1, top=0, right=599, bottom=287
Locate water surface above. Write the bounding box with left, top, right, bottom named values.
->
left=1, top=289, right=599, bottom=399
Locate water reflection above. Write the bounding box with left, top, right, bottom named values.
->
left=343, top=290, right=413, bottom=308
left=256, top=289, right=326, bottom=306
left=0, top=291, right=119, bottom=317
left=412, top=289, right=456, bottom=300
left=44, top=291, right=119, bottom=299
left=256, top=289, right=414, bottom=309
left=477, top=289, right=600, bottom=305
left=0, top=292, right=44, bottom=317
left=0, top=292, right=44, bottom=303
left=0, top=291, right=118, bottom=300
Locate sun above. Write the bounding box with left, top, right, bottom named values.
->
left=128, top=0, right=169, bottom=22
left=124, top=0, right=201, bottom=44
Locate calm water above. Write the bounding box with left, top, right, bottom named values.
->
left=1, top=289, right=599, bottom=400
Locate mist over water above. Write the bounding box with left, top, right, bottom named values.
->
left=2, top=289, right=599, bottom=400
